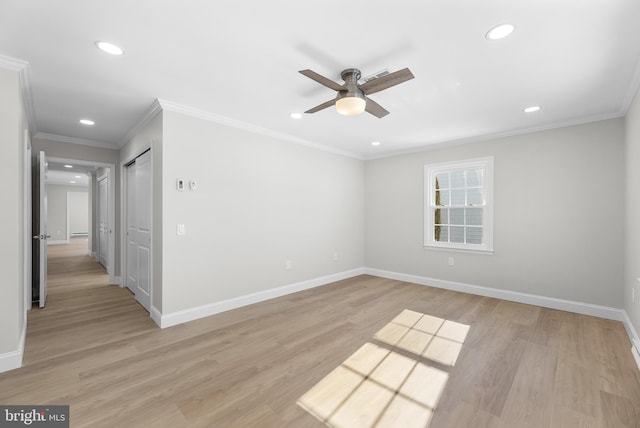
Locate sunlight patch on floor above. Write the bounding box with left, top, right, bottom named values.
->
left=297, top=310, right=469, bottom=427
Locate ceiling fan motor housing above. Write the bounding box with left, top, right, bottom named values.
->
left=339, top=68, right=365, bottom=99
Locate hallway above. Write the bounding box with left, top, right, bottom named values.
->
left=23, top=238, right=156, bottom=366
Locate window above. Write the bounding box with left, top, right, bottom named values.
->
left=424, top=157, right=493, bottom=252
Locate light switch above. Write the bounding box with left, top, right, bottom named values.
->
left=177, top=224, right=185, bottom=236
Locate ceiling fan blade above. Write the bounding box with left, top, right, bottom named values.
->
left=305, top=99, right=336, bottom=114
left=360, top=68, right=414, bottom=95
left=365, top=97, right=390, bottom=118
left=299, top=69, right=345, bottom=91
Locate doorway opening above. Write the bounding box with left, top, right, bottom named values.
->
left=31, top=154, right=116, bottom=309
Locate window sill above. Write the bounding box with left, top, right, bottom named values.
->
left=423, top=245, right=494, bottom=255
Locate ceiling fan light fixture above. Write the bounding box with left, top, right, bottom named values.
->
left=336, top=95, right=366, bottom=116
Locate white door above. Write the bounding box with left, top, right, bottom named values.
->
left=97, top=176, right=109, bottom=268
left=33, top=151, right=48, bottom=308
left=126, top=151, right=151, bottom=311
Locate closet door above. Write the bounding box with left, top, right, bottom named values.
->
left=126, top=151, right=151, bottom=311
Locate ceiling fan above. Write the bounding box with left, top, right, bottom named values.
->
left=299, top=67, right=414, bottom=118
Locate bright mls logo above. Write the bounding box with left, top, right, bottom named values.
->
left=0, top=406, right=68, bottom=427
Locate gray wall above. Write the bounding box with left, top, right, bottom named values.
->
left=47, top=184, right=88, bottom=242
left=0, top=66, right=27, bottom=359
left=625, top=85, right=640, bottom=336
left=160, top=110, right=364, bottom=314
left=365, top=118, right=625, bottom=308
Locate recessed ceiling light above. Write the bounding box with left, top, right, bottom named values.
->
left=79, top=119, right=95, bottom=126
left=74, top=175, right=82, bottom=178
left=524, top=106, right=541, bottom=113
left=64, top=165, right=73, bottom=168
left=95, top=41, right=124, bottom=55
left=70, top=181, right=76, bottom=184
left=289, top=113, right=302, bottom=119
left=371, top=141, right=381, bottom=146
left=486, top=24, right=515, bottom=40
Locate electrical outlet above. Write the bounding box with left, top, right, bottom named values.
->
left=448, top=257, right=454, bottom=266
left=333, top=251, right=339, bottom=261
left=633, top=287, right=636, bottom=303
left=285, top=260, right=292, bottom=270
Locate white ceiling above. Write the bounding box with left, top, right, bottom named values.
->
left=1, top=0, right=639, bottom=159
left=46, top=161, right=92, bottom=186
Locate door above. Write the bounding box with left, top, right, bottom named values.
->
left=97, top=175, right=109, bottom=268
left=32, top=151, right=48, bottom=308
left=125, top=150, right=151, bottom=311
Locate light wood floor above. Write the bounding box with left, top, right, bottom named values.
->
left=1, top=239, right=640, bottom=427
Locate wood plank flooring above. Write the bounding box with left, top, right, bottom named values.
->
left=1, top=239, right=639, bottom=427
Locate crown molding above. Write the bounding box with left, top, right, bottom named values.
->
left=0, top=54, right=28, bottom=71
left=18, top=64, right=37, bottom=137
left=157, top=99, right=362, bottom=160
left=119, top=98, right=163, bottom=148
left=33, top=132, right=118, bottom=150
left=364, top=110, right=626, bottom=161
left=0, top=54, right=37, bottom=136
left=621, top=49, right=640, bottom=114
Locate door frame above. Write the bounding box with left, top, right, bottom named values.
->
left=47, top=157, right=116, bottom=284
left=121, top=147, right=153, bottom=314
left=23, top=130, right=31, bottom=313
left=96, top=172, right=109, bottom=269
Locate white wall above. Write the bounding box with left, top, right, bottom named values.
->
left=625, top=86, right=640, bottom=336
left=47, top=185, right=88, bottom=242
left=0, top=66, right=27, bottom=369
left=68, top=191, right=88, bottom=235
left=160, top=110, right=364, bottom=314
left=365, top=118, right=625, bottom=308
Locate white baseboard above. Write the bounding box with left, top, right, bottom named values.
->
left=364, top=268, right=625, bottom=321
left=47, top=240, right=68, bottom=246
left=150, top=306, right=162, bottom=327
left=0, top=322, right=26, bottom=373
left=621, top=311, right=640, bottom=371
left=159, top=268, right=365, bottom=329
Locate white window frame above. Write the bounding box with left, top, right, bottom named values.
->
left=424, top=156, right=494, bottom=253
